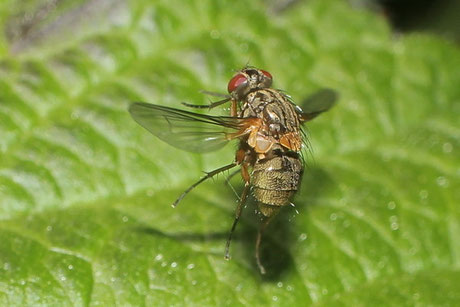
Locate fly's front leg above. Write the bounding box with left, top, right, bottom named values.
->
left=199, top=90, right=229, bottom=98
left=230, top=99, right=238, bottom=117
left=182, top=97, right=230, bottom=109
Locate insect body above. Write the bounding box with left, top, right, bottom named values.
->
left=129, top=67, right=337, bottom=274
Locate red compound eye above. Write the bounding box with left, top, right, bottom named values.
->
left=261, top=70, right=272, bottom=80
left=228, top=73, right=247, bottom=93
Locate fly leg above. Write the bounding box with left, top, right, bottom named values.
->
left=172, top=162, right=237, bottom=208
left=199, top=90, right=230, bottom=98
left=230, top=99, right=238, bottom=117
left=225, top=169, right=242, bottom=201
left=225, top=168, right=240, bottom=182
left=182, top=97, right=230, bottom=109
left=255, top=213, right=278, bottom=275
left=224, top=162, right=250, bottom=260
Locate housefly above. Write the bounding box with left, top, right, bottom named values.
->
left=129, top=67, right=337, bottom=274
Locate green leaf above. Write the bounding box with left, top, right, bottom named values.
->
left=0, top=0, right=459, bottom=306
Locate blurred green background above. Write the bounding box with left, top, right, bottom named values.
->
left=0, top=0, right=459, bottom=306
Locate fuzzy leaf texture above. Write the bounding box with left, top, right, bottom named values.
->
left=0, top=0, right=459, bottom=306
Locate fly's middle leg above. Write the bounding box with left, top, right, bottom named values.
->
left=224, top=161, right=250, bottom=260
left=172, top=162, right=237, bottom=208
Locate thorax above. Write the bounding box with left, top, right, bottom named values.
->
left=238, top=89, right=303, bottom=154
left=239, top=88, right=300, bottom=136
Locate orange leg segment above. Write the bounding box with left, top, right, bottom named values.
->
left=231, top=99, right=238, bottom=117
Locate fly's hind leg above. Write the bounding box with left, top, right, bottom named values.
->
left=224, top=161, right=250, bottom=260
left=255, top=207, right=280, bottom=274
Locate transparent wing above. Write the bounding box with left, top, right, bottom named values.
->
left=297, top=88, right=338, bottom=122
left=129, top=103, right=244, bottom=153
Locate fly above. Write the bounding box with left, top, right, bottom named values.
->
left=129, top=67, right=337, bottom=274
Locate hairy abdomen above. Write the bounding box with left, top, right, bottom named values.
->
left=251, top=155, right=303, bottom=217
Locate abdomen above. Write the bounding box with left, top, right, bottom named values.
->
left=251, top=154, right=303, bottom=217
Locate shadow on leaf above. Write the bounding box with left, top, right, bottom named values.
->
left=135, top=165, right=333, bottom=280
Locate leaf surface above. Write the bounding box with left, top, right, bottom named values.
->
left=0, top=0, right=459, bottom=306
